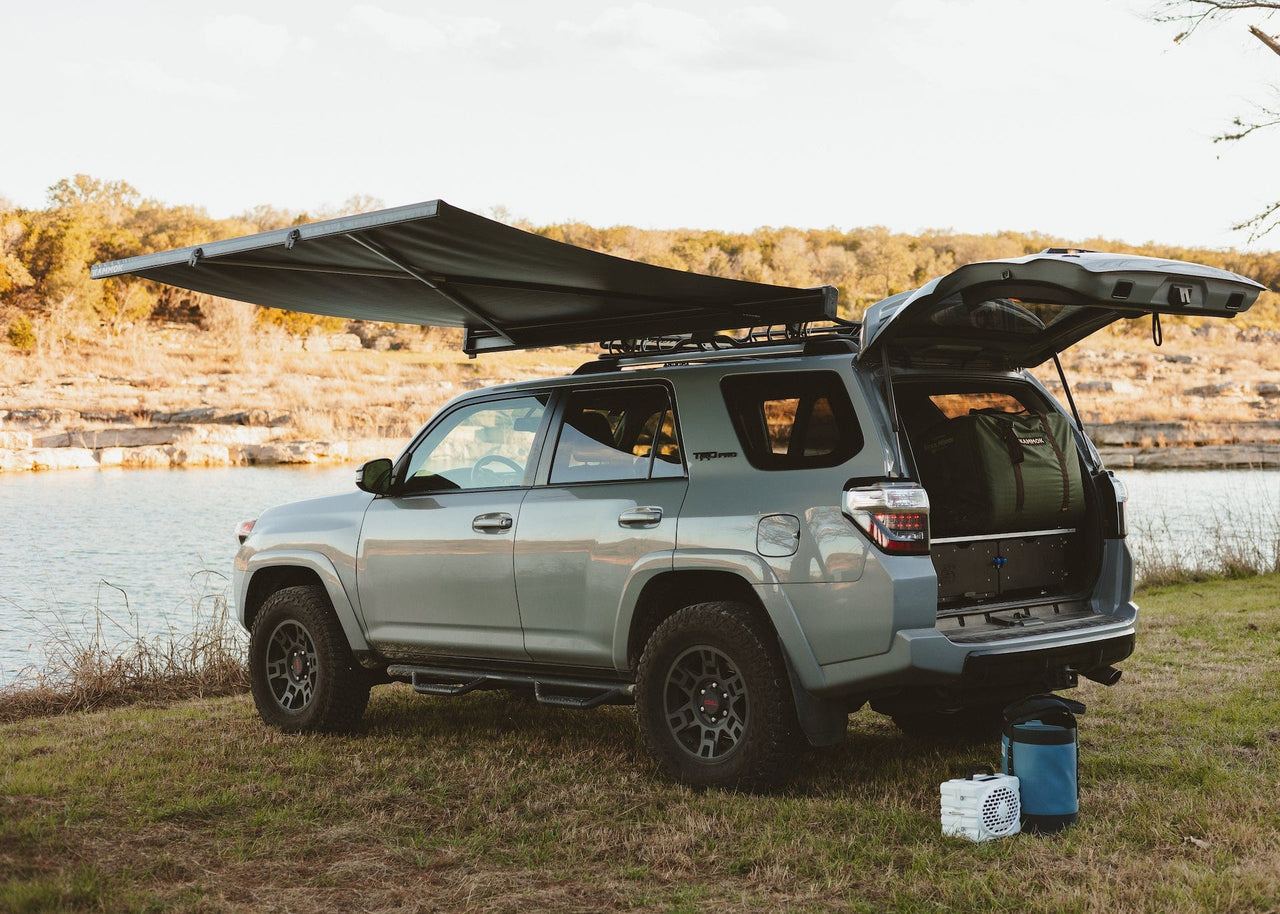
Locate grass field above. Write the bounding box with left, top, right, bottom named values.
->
left=2, top=574, right=1278, bottom=913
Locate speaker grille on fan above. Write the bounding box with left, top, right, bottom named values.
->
left=981, top=785, right=1020, bottom=836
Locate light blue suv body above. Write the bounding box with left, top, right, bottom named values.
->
left=93, top=207, right=1264, bottom=789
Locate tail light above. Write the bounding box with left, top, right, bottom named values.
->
left=1106, top=471, right=1128, bottom=538
left=236, top=518, right=257, bottom=545
left=843, top=482, right=930, bottom=555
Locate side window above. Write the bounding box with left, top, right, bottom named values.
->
left=720, top=371, right=863, bottom=470
left=401, top=395, right=547, bottom=495
left=550, top=386, right=685, bottom=484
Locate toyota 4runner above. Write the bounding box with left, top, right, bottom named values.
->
left=92, top=202, right=1265, bottom=789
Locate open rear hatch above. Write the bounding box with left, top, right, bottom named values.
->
left=859, top=250, right=1265, bottom=370
left=859, top=251, right=1265, bottom=624
left=91, top=200, right=836, bottom=355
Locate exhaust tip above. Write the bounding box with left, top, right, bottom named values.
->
left=1083, top=666, right=1123, bottom=687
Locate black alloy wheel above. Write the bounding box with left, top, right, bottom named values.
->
left=663, top=644, right=750, bottom=761
left=264, top=618, right=319, bottom=712
left=636, top=601, right=801, bottom=791
left=248, top=584, right=370, bottom=733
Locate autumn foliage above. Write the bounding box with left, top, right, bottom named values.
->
left=2, top=174, right=1278, bottom=352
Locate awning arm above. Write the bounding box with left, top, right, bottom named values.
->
left=194, top=257, right=411, bottom=281
left=342, top=232, right=515, bottom=350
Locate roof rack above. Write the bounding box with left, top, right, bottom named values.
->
left=574, top=320, right=861, bottom=373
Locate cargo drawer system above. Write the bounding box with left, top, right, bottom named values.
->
left=932, top=530, right=1084, bottom=603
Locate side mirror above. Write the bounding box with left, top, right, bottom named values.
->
left=356, top=457, right=394, bottom=495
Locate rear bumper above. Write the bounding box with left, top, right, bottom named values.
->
left=808, top=607, right=1137, bottom=700
left=958, top=628, right=1133, bottom=694
left=797, top=535, right=1137, bottom=700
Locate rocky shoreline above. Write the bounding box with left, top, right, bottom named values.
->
left=1090, top=420, right=1280, bottom=469
left=2, top=408, right=1277, bottom=473
left=0, top=406, right=406, bottom=472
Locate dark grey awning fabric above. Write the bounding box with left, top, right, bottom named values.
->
left=92, top=200, right=837, bottom=353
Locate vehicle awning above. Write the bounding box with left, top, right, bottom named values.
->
left=91, top=200, right=837, bottom=355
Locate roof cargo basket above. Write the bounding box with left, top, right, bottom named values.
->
left=573, top=319, right=861, bottom=372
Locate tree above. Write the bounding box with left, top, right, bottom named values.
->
left=1157, top=1, right=1280, bottom=238
left=14, top=175, right=151, bottom=335
left=0, top=210, right=34, bottom=297
left=851, top=227, right=918, bottom=307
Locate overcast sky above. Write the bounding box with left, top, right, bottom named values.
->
left=2, top=0, right=1278, bottom=250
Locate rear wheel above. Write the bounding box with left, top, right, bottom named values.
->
left=249, top=584, right=370, bottom=733
left=636, top=601, right=800, bottom=791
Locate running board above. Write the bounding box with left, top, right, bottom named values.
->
left=386, top=664, right=635, bottom=709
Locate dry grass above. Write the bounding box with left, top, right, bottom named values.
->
left=3, top=319, right=1277, bottom=448
left=1132, top=497, right=1280, bottom=587
left=0, top=580, right=247, bottom=723
left=1, top=575, right=1277, bottom=912
left=1029, top=320, right=1280, bottom=426
left=0, top=325, right=588, bottom=445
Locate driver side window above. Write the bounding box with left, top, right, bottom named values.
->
left=401, top=396, right=547, bottom=495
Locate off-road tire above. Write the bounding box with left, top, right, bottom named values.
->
left=636, top=601, right=801, bottom=791
left=249, top=584, right=370, bottom=733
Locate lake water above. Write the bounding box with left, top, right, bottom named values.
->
left=1, top=465, right=1277, bottom=686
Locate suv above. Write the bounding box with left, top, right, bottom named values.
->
left=93, top=204, right=1264, bottom=789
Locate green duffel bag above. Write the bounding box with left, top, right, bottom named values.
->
left=919, top=409, right=1085, bottom=536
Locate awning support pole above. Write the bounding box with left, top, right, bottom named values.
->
left=343, top=233, right=514, bottom=350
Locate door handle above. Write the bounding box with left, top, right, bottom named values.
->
left=618, top=506, right=663, bottom=527
left=472, top=512, right=513, bottom=532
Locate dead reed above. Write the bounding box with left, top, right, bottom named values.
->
left=1132, top=498, right=1280, bottom=587
left=0, top=575, right=248, bottom=722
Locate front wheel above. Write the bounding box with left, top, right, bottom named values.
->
left=249, top=584, right=370, bottom=733
left=635, top=602, right=800, bottom=791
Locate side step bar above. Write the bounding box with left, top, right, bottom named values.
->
left=386, top=664, right=635, bottom=709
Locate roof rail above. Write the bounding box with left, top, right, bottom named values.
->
left=574, top=320, right=860, bottom=373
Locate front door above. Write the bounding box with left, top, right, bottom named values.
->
left=356, top=394, right=549, bottom=661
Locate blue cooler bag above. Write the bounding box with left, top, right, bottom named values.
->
left=1001, top=695, right=1086, bottom=834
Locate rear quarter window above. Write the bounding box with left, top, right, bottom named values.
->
left=720, top=370, right=863, bottom=470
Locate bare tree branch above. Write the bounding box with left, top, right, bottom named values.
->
left=1156, top=1, right=1280, bottom=42
left=1214, top=104, right=1280, bottom=142
left=1250, top=23, right=1280, bottom=54
left=1233, top=198, right=1280, bottom=239
left=1157, top=1, right=1280, bottom=238
left=1161, top=1, right=1280, bottom=12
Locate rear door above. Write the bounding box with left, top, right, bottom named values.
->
left=859, top=251, right=1266, bottom=369
left=515, top=383, right=688, bottom=668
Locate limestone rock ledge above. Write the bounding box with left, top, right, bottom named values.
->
left=0, top=436, right=408, bottom=472
left=1098, top=444, right=1280, bottom=470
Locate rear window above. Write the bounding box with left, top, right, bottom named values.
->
left=897, top=384, right=1053, bottom=438
left=549, top=385, right=685, bottom=484
left=928, top=392, right=1024, bottom=419
left=720, top=371, right=862, bottom=470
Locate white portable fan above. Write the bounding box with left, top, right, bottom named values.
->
left=940, top=769, right=1021, bottom=842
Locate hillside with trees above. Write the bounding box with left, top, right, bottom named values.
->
left=2, top=174, right=1278, bottom=353
left=1, top=176, right=1278, bottom=475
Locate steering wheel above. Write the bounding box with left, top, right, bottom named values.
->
left=472, top=453, right=523, bottom=482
